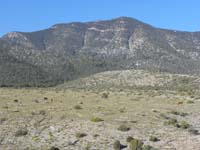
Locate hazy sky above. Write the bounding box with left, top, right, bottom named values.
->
left=0, top=0, right=200, bottom=36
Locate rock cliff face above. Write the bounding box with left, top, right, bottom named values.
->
left=1, top=17, right=200, bottom=86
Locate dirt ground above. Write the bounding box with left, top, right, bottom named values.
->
left=0, top=88, right=200, bottom=150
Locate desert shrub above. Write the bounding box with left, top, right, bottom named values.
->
left=165, top=118, right=178, bottom=126
left=44, top=97, right=48, bottom=100
left=85, top=143, right=91, bottom=150
left=118, top=124, right=130, bottom=132
left=159, top=113, right=170, bottom=119
left=149, top=136, right=159, bottom=142
left=130, top=120, right=137, bottom=124
left=0, top=118, right=6, bottom=124
left=113, top=140, right=121, bottom=150
left=15, top=128, right=28, bottom=137
left=119, top=108, right=126, bottom=113
left=102, top=92, right=109, bottom=98
left=14, top=99, right=19, bottom=103
left=180, top=121, right=190, bottom=129
left=90, top=117, right=104, bottom=122
left=188, top=128, right=199, bottom=135
left=75, top=132, right=87, bottom=138
left=129, top=139, right=143, bottom=150
left=143, top=145, right=154, bottom=150
left=126, top=136, right=134, bottom=142
left=50, top=146, right=60, bottom=150
left=170, top=111, right=188, bottom=117
left=187, top=100, right=194, bottom=104
left=39, top=110, right=46, bottom=115
left=93, top=134, right=99, bottom=138
left=74, top=105, right=82, bottom=110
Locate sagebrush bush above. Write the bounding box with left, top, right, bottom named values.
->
left=118, top=124, right=130, bottom=132
left=75, top=132, right=87, bottom=138
left=180, top=121, right=190, bottom=129
left=129, top=139, right=143, bottom=150
left=188, top=128, right=199, bottom=135
left=74, top=105, right=82, bottom=109
left=113, top=140, right=121, bottom=150
left=102, top=92, right=109, bottom=98
left=15, top=128, right=28, bottom=137
left=90, top=117, right=104, bottom=122
left=126, top=136, right=134, bottom=142
left=149, top=136, right=159, bottom=142
left=187, top=100, right=194, bottom=104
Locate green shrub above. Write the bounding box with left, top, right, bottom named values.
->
left=39, top=110, right=46, bottom=115
left=15, top=128, right=28, bottom=137
left=149, top=136, right=159, bottom=142
left=75, top=132, right=87, bottom=138
left=113, top=140, right=121, bottom=150
left=180, top=121, right=190, bottom=129
left=74, top=105, right=82, bottom=110
left=90, top=117, right=104, bottom=122
left=166, top=118, right=178, bottom=125
left=126, top=136, right=134, bottom=142
left=14, top=99, right=19, bottom=103
left=50, top=146, right=60, bottom=150
left=102, top=92, right=109, bottom=98
left=129, top=139, right=143, bottom=150
left=159, top=113, right=169, bottom=119
left=187, top=100, right=194, bottom=104
left=170, top=111, right=188, bottom=117
left=188, top=128, right=199, bottom=135
left=143, top=145, right=154, bottom=150
left=0, top=118, right=6, bottom=124
left=118, top=124, right=130, bottom=132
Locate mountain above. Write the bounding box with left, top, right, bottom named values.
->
left=1, top=16, right=200, bottom=87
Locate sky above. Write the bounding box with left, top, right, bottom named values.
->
left=0, top=0, right=200, bottom=36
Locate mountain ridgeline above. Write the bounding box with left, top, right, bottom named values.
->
left=1, top=17, right=200, bottom=87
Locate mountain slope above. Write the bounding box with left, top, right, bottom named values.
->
left=0, top=40, right=59, bottom=87
left=1, top=17, right=200, bottom=86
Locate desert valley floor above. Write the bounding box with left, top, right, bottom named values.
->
left=0, top=85, right=200, bottom=150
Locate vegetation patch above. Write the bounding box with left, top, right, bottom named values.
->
left=102, top=92, right=109, bottom=98
left=187, top=100, right=194, bottom=104
left=129, top=139, right=143, bottom=150
left=170, top=110, right=188, bottom=117
left=75, top=132, right=87, bottom=138
left=118, top=124, right=131, bottom=132
left=90, top=117, right=104, bottom=122
left=149, top=136, right=159, bottom=142
left=113, top=140, right=121, bottom=150
left=74, top=105, right=82, bottom=110
left=126, top=136, right=134, bottom=142
left=180, top=121, right=190, bottom=129
left=15, top=128, right=28, bottom=137
left=188, top=128, right=199, bottom=135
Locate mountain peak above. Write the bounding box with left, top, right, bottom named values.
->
left=1, top=17, right=200, bottom=87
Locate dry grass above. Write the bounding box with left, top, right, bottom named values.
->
left=0, top=87, right=200, bottom=149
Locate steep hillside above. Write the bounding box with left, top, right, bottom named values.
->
left=1, top=17, right=200, bottom=86
left=0, top=40, right=59, bottom=87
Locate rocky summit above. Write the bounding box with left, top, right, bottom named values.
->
left=1, top=17, right=200, bottom=87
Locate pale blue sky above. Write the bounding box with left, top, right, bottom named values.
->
left=0, top=0, right=200, bottom=36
